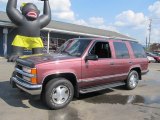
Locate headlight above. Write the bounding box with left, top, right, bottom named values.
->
left=23, top=67, right=31, bottom=73
left=22, top=67, right=37, bottom=84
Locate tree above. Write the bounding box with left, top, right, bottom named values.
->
left=149, top=43, right=160, bottom=52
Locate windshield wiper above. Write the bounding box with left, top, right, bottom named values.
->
left=60, top=51, right=73, bottom=56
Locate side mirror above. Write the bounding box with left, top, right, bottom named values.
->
left=85, top=55, right=98, bottom=61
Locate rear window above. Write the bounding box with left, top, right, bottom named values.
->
left=113, top=42, right=130, bottom=59
left=130, top=42, right=146, bottom=58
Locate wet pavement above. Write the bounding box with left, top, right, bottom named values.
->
left=0, top=58, right=160, bottom=120
left=83, top=94, right=160, bottom=105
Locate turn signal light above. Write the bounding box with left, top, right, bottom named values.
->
left=31, top=77, right=37, bottom=84
left=31, top=68, right=37, bottom=84
left=31, top=68, right=37, bottom=75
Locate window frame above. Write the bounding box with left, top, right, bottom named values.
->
left=88, top=40, right=112, bottom=59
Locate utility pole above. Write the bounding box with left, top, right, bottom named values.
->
left=148, top=18, right=152, bottom=49
left=146, top=37, right=148, bottom=49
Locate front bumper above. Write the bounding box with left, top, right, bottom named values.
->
left=10, top=76, right=42, bottom=95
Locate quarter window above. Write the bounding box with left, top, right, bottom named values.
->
left=130, top=42, right=146, bottom=58
left=113, top=42, right=130, bottom=59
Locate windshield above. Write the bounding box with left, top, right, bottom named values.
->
left=56, top=39, right=92, bottom=57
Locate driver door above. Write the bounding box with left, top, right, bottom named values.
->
left=81, top=41, right=114, bottom=88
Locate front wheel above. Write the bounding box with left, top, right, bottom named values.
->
left=44, top=78, right=74, bottom=110
left=126, top=70, right=139, bottom=90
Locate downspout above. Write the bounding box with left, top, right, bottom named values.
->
left=3, top=28, right=8, bottom=58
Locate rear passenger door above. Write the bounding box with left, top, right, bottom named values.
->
left=111, top=41, right=132, bottom=81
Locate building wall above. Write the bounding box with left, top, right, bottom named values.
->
left=7, top=28, right=18, bottom=56
left=0, top=26, right=18, bottom=56
left=41, top=31, right=81, bottom=52
left=50, top=32, right=79, bottom=40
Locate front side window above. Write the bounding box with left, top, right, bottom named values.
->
left=56, top=39, right=92, bottom=57
left=130, top=42, right=146, bottom=58
left=90, top=42, right=111, bottom=58
left=113, top=42, right=130, bottom=59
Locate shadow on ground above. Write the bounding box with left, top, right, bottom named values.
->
left=0, top=80, right=82, bottom=120
left=0, top=81, right=47, bottom=109
left=0, top=80, right=114, bottom=109
left=0, top=80, right=118, bottom=109
left=1, top=80, right=160, bottom=112
left=78, top=88, right=114, bottom=99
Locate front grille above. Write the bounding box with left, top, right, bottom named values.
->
left=15, top=64, right=23, bottom=79
left=15, top=64, right=34, bottom=84
left=14, top=58, right=35, bottom=84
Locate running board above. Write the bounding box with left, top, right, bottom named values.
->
left=79, top=82, right=125, bottom=94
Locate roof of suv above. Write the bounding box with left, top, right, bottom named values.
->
left=73, top=37, right=138, bottom=43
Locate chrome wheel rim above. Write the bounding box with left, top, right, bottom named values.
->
left=51, top=85, right=70, bottom=105
left=129, top=73, right=138, bottom=88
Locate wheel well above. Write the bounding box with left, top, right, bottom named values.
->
left=42, top=73, right=79, bottom=97
left=130, top=67, right=141, bottom=80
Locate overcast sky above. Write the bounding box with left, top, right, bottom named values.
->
left=0, top=0, right=160, bottom=44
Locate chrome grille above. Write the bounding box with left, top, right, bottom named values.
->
left=15, top=63, right=34, bottom=83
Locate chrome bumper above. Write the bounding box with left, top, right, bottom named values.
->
left=10, top=76, right=42, bottom=95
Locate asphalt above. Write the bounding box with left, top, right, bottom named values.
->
left=0, top=57, right=160, bottom=120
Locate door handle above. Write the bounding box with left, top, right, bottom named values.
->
left=129, top=61, right=133, bottom=64
left=110, top=62, right=114, bottom=65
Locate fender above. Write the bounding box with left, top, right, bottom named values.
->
left=129, top=64, right=141, bottom=72
left=41, top=70, right=79, bottom=84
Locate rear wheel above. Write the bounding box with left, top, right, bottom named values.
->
left=126, top=70, right=139, bottom=90
left=43, top=78, right=74, bottom=110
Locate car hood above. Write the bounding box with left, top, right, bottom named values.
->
left=19, top=53, right=78, bottom=65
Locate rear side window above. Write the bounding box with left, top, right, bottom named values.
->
left=130, top=42, right=146, bottom=58
left=113, top=42, right=130, bottom=59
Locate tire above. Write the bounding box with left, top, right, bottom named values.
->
left=126, top=70, right=139, bottom=90
left=44, top=78, right=74, bottom=110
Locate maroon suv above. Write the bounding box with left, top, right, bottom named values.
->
left=10, top=38, right=149, bottom=109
